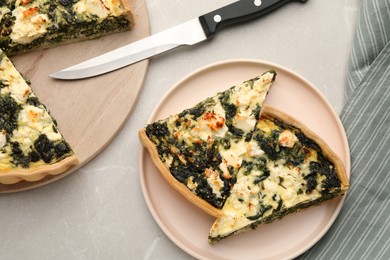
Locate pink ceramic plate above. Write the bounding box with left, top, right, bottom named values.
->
left=139, top=60, right=350, bottom=260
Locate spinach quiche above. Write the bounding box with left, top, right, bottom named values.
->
left=0, top=0, right=133, bottom=55
left=208, top=106, right=349, bottom=243
left=140, top=71, right=277, bottom=217
left=139, top=70, right=349, bottom=243
left=0, top=49, right=78, bottom=184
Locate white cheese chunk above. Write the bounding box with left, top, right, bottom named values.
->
left=219, top=139, right=247, bottom=169
left=10, top=5, right=51, bottom=45
left=101, top=0, right=127, bottom=16
left=205, top=168, right=224, bottom=198
left=235, top=108, right=257, bottom=133
left=213, top=102, right=226, bottom=119
left=197, top=111, right=228, bottom=140
left=0, top=54, right=31, bottom=103
left=278, top=130, right=298, bottom=148
left=73, top=0, right=110, bottom=21
left=13, top=105, right=61, bottom=153
left=246, top=141, right=264, bottom=157
left=187, top=176, right=198, bottom=191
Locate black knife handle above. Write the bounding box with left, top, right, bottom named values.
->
left=199, top=0, right=308, bottom=38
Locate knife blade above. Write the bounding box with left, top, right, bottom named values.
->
left=50, top=0, right=308, bottom=80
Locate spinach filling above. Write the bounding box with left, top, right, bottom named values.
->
left=10, top=134, right=72, bottom=167
left=145, top=121, right=170, bottom=139
left=254, top=118, right=341, bottom=194
left=35, top=134, right=72, bottom=162
left=209, top=192, right=339, bottom=244
left=246, top=205, right=272, bottom=221
left=255, top=129, right=308, bottom=166
left=10, top=142, right=40, bottom=168
left=178, top=97, right=215, bottom=120
left=0, top=93, right=21, bottom=135
left=146, top=120, right=235, bottom=208
left=0, top=12, right=14, bottom=50
left=218, top=87, right=245, bottom=138
left=241, top=158, right=267, bottom=176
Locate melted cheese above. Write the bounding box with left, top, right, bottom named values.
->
left=169, top=110, right=229, bottom=144
left=73, top=0, right=127, bottom=21
left=205, top=168, right=224, bottom=198
left=246, top=141, right=264, bottom=157
left=187, top=176, right=198, bottom=191
left=213, top=102, right=226, bottom=119
left=198, top=112, right=228, bottom=140
left=10, top=5, right=51, bottom=44
left=278, top=130, right=298, bottom=148
left=235, top=108, right=256, bottom=133
left=230, top=72, right=273, bottom=132
left=101, top=0, right=128, bottom=16
left=73, top=0, right=110, bottom=21
left=219, top=139, right=247, bottom=168
left=0, top=56, right=30, bottom=103
left=12, top=105, right=62, bottom=153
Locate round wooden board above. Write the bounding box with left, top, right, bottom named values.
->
left=0, top=0, right=150, bottom=193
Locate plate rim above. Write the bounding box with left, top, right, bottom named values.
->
left=139, top=59, right=350, bottom=260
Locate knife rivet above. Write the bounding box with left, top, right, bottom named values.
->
left=213, top=14, right=222, bottom=23
left=254, top=0, right=262, bottom=6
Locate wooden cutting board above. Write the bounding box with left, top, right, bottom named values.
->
left=0, top=0, right=150, bottom=193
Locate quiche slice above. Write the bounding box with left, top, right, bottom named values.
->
left=0, top=49, right=78, bottom=184
left=0, top=0, right=133, bottom=55
left=208, top=106, right=349, bottom=243
left=139, top=71, right=277, bottom=217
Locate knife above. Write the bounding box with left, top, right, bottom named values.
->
left=50, top=0, right=308, bottom=80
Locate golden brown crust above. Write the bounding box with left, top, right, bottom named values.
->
left=0, top=155, right=79, bottom=185
left=139, top=129, right=224, bottom=218
left=261, top=105, right=349, bottom=191
left=119, top=0, right=135, bottom=29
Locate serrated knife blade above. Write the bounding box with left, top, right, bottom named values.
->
left=50, top=0, right=307, bottom=80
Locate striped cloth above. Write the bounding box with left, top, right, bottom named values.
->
left=298, top=0, right=390, bottom=259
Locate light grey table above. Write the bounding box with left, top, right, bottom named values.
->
left=0, top=0, right=361, bottom=259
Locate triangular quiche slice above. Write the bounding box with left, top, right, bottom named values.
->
left=208, top=106, right=349, bottom=243
left=139, top=71, right=277, bottom=217
left=0, top=0, right=133, bottom=55
left=0, top=49, right=78, bottom=184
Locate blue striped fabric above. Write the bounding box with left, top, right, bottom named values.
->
left=298, top=0, right=390, bottom=259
